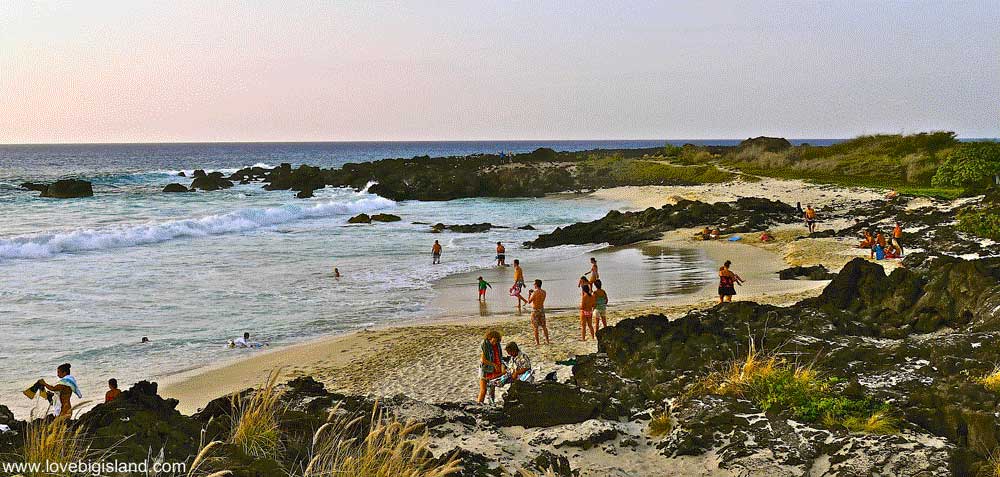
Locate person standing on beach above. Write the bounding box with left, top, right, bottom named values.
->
left=38, top=363, right=82, bottom=417
left=892, top=222, right=904, bottom=256
left=584, top=257, right=599, bottom=284
left=593, top=279, right=609, bottom=331
left=579, top=284, right=597, bottom=341
left=432, top=240, right=442, bottom=264
left=527, top=279, right=550, bottom=345
left=477, top=276, right=492, bottom=302
left=804, top=205, right=818, bottom=234
left=478, top=330, right=504, bottom=403
left=495, top=242, right=506, bottom=266
left=718, top=260, right=745, bottom=303
left=511, top=259, right=528, bottom=308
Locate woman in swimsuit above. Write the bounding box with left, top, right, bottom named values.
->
left=579, top=284, right=597, bottom=341
left=718, top=260, right=745, bottom=304
left=593, top=279, right=609, bottom=331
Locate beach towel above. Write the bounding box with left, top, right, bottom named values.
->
left=59, top=375, right=83, bottom=399
left=728, top=236, right=742, bottom=241
left=509, top=284, right=522, bottom=297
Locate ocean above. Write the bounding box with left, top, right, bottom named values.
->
left=0, top=139, right=828, bottom=415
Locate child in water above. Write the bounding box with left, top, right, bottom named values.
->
left=478, top=276, right=492, bottom=301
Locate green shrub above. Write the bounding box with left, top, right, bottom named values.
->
left=698, top=345, right=895, bottom=434
left=956, top=209, right=1000, bottom=241
left=931, top=142, right=1000, bottom=192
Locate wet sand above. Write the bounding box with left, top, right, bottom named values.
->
left=160, top=178, right=892, bottom=413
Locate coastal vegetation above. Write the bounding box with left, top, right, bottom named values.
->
left=695, top=341, right=896, bottom=434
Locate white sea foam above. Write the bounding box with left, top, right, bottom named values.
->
left=154, top=163, right=276, bottom=177
left=0, top=195, right=395, bottom=260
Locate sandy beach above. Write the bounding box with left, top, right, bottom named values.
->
left=159, top=179, right=883, bottom=414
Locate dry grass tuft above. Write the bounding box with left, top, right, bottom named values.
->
left=976, top=366, right=1000, bottom=392
left=302, top=401, right=461, bottom=477
left=842, top=411, right=897, bottom=435
left=20, top=415, right=89, bottom=477
left=229, top=368, right=284, bottom=459
left=648, top=412, right=672, bottom=437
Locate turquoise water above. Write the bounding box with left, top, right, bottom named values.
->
left=0, top=140, right=689, bottom=415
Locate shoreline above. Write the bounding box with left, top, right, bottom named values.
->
left=157, top=177, right=889, bottom=414
left=159, top=223, right=832, bottom=414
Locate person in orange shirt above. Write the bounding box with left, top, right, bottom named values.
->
left=579, top=284, right=597, bottom=341
left=804, top=205, right=818, bottom=233
left=432, top=240, right=442, bottom=264
left=892, top=222, right=904, bottom=256
left=105, top=378, right=121, bottom=403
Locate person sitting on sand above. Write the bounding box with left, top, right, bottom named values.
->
left=884, top=245, right=900, bottom=259
left=859, top=230, right=874, bottom=248
left=892, top=222, right=904, bottom=256
left=432, top=240, right=442, bottom=264
left=876, top=232, right=887, bottom=249
left=579, top=284, right=597, bottom=341
left=804, top=205, right=818, bottom=233
left=710, top=228, right=721, bottom=239
left=527, top=279, right=550, bottom=345
left=759, top=231, right=775, bottom=242
left=478, top=330, right=504, bottom=403
left=477, top=276, right=492, bottom=302
left=871, top=243, right=886, bottom=260
left=511, top=260, right=527, bottom=307
left=504, top=342, right=533, bottom=382
left=718, top=260, right=745, bottom=304
left=105, top=378, right=121, bottom=403
left=37, top=363, right=82, bottom=417
left=593, top=279, right=609, bottom=331
left=584, top=257, right=599, bottom=284
left=495, top=242, right=506, bottom=266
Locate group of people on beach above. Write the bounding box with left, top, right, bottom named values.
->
left=859, top=222, right=905, bottom=260
left=24, top=363, right=124, bottom=418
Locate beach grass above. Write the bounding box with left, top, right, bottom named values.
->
left=647, top=412, right=672, bottom=437
left=20, top=416, right=90, bottom=477
left=302, top=402, right=461, bottom=477
left=696, top=340, right=896, bottom=434
left=229, top=369, right=284, bottom=459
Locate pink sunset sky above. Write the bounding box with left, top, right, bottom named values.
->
left=1, top=1, right=998, bottom=144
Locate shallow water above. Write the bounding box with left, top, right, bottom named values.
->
left=0, top=140, right=718, bottom=415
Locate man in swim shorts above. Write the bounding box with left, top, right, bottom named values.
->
left=804, top=205, right=817, bottom=233
left=527, top=279, right=549, bottom=345
left=432, top=240, right=442, bottom=264
left=511, top=259, right=527, bottom=307
left=495, top=242, right=506, bottom=266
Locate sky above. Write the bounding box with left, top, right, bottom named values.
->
left=1, top=1, right=998, bottom=143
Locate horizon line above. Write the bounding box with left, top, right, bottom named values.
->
left=7, top=136, right=998, bottom=147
